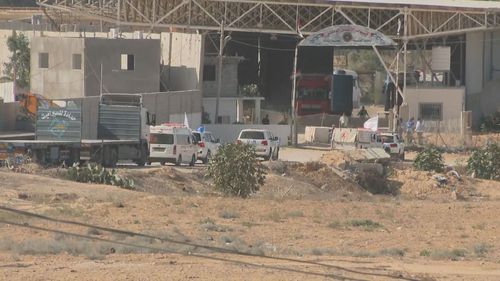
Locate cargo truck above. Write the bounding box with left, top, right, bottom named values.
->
left=0, top=94, right=155, bottom=167
left=294, top=70, right=360, bottom=116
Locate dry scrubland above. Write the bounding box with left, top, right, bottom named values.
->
left=0, top=149, right=499, bottom=280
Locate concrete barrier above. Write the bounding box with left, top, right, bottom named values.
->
left=202, top=124, right=291, bottom=146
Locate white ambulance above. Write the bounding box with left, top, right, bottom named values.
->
left=148, top=123, right=198, bottom=166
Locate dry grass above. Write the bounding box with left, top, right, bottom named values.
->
left=285, top=210, right=304, bottom=218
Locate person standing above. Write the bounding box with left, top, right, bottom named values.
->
left=262, top=114, right=270, bottom=125
left=339, top=112, right=349, bottom=128
left=415, top=118, right=424, bottom=145
left=398, top=118, right=405, bottom=137
left=405, top=117, right=415, bottom=144
left=357, top=106, right=369, bottom=119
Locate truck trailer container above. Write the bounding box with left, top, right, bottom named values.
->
left=0, top=94, right=155, bottom=167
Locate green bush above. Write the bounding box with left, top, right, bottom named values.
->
left=467, top=143, right=500, bottom=180
left=207, top=143, right=266, bottom=198
left=66, top=163, right=134, bottom=189
left=479, top=111, right=500, bottom=132
left=413, top=147, right=444, bottom=172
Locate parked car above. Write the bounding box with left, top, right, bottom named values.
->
left=192, top=130, right=220, bottom=164
left=236, top=129, right=279, bottom=160
left=148, top=123, right=198, bottom=166
left=356, top=129, right=405, bottom=160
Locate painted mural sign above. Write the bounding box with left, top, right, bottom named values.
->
left=300, top=25, right=396, bottom=47
left=36, top=108, right=81, bottom=141
left=40, top=110, right=77, bottom=138
left=40, top=110, right=77, bottom=121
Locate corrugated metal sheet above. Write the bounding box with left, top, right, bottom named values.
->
left=36, top=108, right=82, bottom=141
left=98, top=105, right=141, bottom=140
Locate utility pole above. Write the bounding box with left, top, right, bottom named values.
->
left=100, top=61, right=103, bottom=96
left=215, top=21, right=224, bottom=124
left=291, top=45, right=299, bottom=146
left=12, top=57, right=16, bottom=101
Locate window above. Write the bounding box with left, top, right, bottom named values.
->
left=150, top=134, right=174, bottom=144
left=72, top=54, right=82, bottom=70
left=192, top=132, right=201, bottom=143
left=121, top=54, right=135, bottom=70
left=217, top=116, right=230, bottom=124
left=39, top=53, right=49, bottom=68
left=203, top=65, right=216, bottom=81
left=419, top=103, right=443, bottom=121
left=239, top=131, right=265, bottom=139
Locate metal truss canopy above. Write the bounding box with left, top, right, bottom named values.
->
left=37, top=0, right=500, bottom=39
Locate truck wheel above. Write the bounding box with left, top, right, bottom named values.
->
left=175, top=155, right=182, bottom=166
left=189, top=154, right=196, bottom=166
left=136, top=145, right=148, bottom=167
left=203, top=150, right=211, bottom=164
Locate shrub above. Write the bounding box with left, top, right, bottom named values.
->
left=346, top=219, right=383, bottom=231
left=219, top=210, right=240, bottom=219
left=66, top=163, right=134, bottom=189
left=479, top=111, right=500, bottom=132
left=467, top=143, right=500, bottom=180
left=413, top=147, right=444, bottom=172
left=207, top=143, right=266, bottom=198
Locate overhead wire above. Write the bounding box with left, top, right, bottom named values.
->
left=0, top=206, right=419, bottom=281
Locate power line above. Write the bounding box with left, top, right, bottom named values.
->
left=0, top=219, right=357, bottom=281
left=0, top=206, right=418, bottom=281
left=229, top=39, right=296, bottom=52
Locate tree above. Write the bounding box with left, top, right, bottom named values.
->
left=207, top=143, right=266, bottom=198
left=3, top=32, right=30, bottom=89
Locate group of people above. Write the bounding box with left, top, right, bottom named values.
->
left=400, top=117, right=424, bottom=145
left=338, top=106, right=370, bottom=128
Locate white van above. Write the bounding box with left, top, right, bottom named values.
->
left=148, top=124, right=198, bottom=166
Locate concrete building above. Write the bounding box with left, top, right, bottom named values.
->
left=466, top=31, right=500, bottom=124
left=30, top=36, right=161, bottom=99
left=404, top=88, right=465, bottom=122
left=202, top=56, right=264, bottom=124
left=0, top=29, right=205, bottom=129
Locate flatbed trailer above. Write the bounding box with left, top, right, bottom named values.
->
left=0, top=94, right=154, bottom=167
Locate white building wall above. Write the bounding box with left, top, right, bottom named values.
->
left=203, top=124, right=291, bottom=146
left=202, top=98, right=237, bottom=124
left=405, top=87, right=465, bottom=121
left=160, top=32, right=204, bottom=91
left=465, top=31, right=500, bottom=124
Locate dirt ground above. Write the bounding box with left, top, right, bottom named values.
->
left=0, top=151, right=500, bottom=280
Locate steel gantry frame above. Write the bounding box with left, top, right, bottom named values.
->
left=36, top=0, right=500, bottom=40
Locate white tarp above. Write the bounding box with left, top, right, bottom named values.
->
left=332, top=128, right=358, bottom=144
left=363, top=116, right=379, bottom=131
